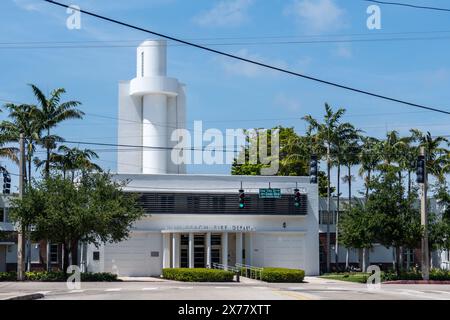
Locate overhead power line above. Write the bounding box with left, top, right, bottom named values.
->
left=364, top=0, right=450, bottom=12
left=44, top=0, right=450, bottom=116
left=2, top=35, right=450, bottom=49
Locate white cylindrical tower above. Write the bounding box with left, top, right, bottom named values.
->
left=143, top=94, right=168, bottom=174
left=118, top=39, right=186, bottom=175
left=137, top=40, right=167, bottom=77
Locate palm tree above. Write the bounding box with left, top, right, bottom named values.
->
left=30, top=84, right=84, bottom=177
left=303, top=103, right=346, bottom=273
left=331, top=122, right=360, bottom=270
left=412, top=130, right=449, bottom=184
left=0, top=133, right=19, bottom=165
left=358, top=136, right=381, bottom=199
left=36, top=145, right=101, bottom=181
left=340, top=132, right=362, bottom=269
left=0, top=103, right=41, bottom=184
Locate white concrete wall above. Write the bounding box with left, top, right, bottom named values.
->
left=117, top=81, right=142, bottom=174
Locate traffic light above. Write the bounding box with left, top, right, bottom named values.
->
left=310, top=155, right=318, bottom=184
left=294, top=188, right=301, bottom=208
left=2, top=172, right=11, bottom=194
left=238, top=189, right=245, bottom=208
left=416, top=155, right=426, bottom=184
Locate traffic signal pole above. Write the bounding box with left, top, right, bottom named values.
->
left=419, top=146, right=430, bottom=280
left=17, top=134, right=25, bottom=281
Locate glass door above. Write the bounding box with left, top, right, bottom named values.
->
left=194, top=234, right=205, bottom=268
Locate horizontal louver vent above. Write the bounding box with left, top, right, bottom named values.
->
left=136, top=193, right=308, bottom=215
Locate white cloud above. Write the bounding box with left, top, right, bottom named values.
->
left=274, top=93, right=302, bottom=113
left=219, top=49, right=288, bottom=78
left=13, top=0, right=44, bottom=12
left=285, top=0, right=346, bottom=33
left=194, top=0, right=254, bottom=27
left=334, top=44, right=352, bottom=59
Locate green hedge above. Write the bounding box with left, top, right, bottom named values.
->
left=162, top=268, right=235, bottom=282
left=382, top=269, right=450, bottom=281
left=261, top=267, right=305, bottom=283
left=0, top=272, right=16, bottom=281
left=0, top=271, right=119, bottom=282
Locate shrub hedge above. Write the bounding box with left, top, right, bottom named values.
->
left=260, top=267, right=305, bottom=283
left=0, top=271, right=119, bottom=282
left=162, top=268, right=235, bottom=282
left=382, top=269, right=450, bottom=281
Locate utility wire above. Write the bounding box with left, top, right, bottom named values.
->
left=363, top=0, right=450, bottom=12
left=2, top=35, right=450, bottom=49
left=44, top=0, right=450, bottom=115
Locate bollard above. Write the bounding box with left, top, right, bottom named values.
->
left=235, top=271, right=240, bottom=282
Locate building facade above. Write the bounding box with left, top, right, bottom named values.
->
left=86, top=175, right=320, bottom=276
left=83, top=39, right=320, bottom=276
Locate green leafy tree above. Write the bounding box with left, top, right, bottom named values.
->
left=231, top=126, right=308, bottom=176
left=339, top=200, right=376, bottom=271
left=366, top=169, right=422, bottom=274
left=9, top=173, right=144, bottom=270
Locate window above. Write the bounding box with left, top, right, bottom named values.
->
left=159, top=195, right=175, bottom=212
left=211, top=196, right=225, bottom=211
left=211, top=234, right=221, bottom=246
left=151, top=251, right=159, bottom=257
left=319, top=210, right=336, bottom=225
left=50, top=244, right=58, bottom=264
left=93, top=251, right=100, bottom=261
left=0, top=207, right=4, bottom=222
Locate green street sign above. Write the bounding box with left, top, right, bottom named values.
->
left=259, top=188, right=281, bottom=199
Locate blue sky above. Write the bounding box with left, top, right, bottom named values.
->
left=1, top=0, right=450, bottom=195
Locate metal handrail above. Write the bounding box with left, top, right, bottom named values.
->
left=211, top=263, right=239, bottom=272
left=235, top=263, right=263, bottom=280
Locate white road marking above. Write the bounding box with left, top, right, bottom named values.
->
left=215, top=286, right=231, bottom=289
left=69, top=290, right=84, bottom=293
left=326, top=287, right=348, bottom=291
left=394, top=289, right=446, bottom=300
left=252, top=287, right=268, bottom=289
left=105, top=288, right=122, bottom=292
left=177, top=287, right=193, bottom=290
left=142, top=287, right=158, bottom=291
left=36, top=291, right=51, bottom=295
left=428, top=290, right=450, bottom=295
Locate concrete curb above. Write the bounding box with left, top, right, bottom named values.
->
left=383, top=280, right=450, bottom=285
left=5, top=293, right=44, bottom=301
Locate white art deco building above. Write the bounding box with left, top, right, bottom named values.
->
left=85, top=40, right=320, bottom=276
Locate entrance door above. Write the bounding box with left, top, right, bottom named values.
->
left=180, top=235, right=188, bottom=268
left=211, top=234, right=221, bottom=265
left=194, top=235, right=205, bottom=268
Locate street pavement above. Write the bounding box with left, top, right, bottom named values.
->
left=0, top=276, right=450, bottom=300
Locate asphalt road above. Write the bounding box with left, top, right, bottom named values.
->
left=1, top=277, right=450, bottom=300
